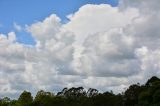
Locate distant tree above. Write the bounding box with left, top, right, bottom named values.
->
left=137, top=76, right=160, bottom=106
left=10, top=100, right=21, bottom=106
left=57, top=87, right=68, bottom=97
left=0, top=99, right=2, bottom=106
left=1, top=76, right=160, bottom=106
left=18, top=91, right=33, bottom=106
left=87, top=88, right=98, bottom=97
left=124, top=83, right=142, bottom=106
left=1, top=97, right=11, bottom=106
left=138, top=90, right=151, bottom=106
left=145, top=76, right=160, bottom=86
left=153, top=90, right=160, bottom=104
left=34, top=90, right=55, bottom=106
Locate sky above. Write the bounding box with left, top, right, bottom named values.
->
left=0, top=0, right=160, bottom=98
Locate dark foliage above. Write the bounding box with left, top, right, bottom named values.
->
left=0, top=76, right=160, bottom=106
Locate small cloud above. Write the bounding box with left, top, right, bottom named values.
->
left=13, top=22, right=22, bottom=31
left=66, top=14, right=74, bottom=20
left=8, top=32, right=16, bottom=42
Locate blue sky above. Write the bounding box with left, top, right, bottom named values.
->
left=0, top=0, right=118, bottom=45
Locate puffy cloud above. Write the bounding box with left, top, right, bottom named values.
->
left=65, top=4, right=140, bottom=78
left=1, top=0, right=160, bottom=98
left=27, top=14, right=61, bottom=44
left=65, top=4, right=139, bottom=44
left=75, top=29, right=140, bottom=77
left=135, top=47, right=160, bottom=78
left=0, top=32, right=26, bottom=98
left=120, top=0, right=160, bottom=13
left=13, top=22, right=22, bottom=32
left=0, top=15, right=75, bottom=98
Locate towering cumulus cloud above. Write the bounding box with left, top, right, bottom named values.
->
left=0, top=0, right=160, bottom=98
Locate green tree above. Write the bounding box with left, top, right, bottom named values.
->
left=138, top=91, right=150, bottom=106
left=153, top=90, right=160, bottom=104
left=1, top=97, right=11, bottom=106
left=34, top=90, right=55, bottom=106
left=124, top=83, right=142, bottom=106
left=18, top=91, right=33, bottom=106
left=87, top=88, right=98, bottom=97
left=145, top=76, right=160, bottom=86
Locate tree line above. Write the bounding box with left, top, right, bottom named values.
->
left=0, top=76, right=160, bottom=106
